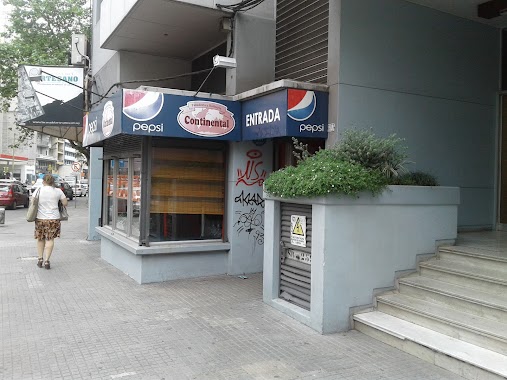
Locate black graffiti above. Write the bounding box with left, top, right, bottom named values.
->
left=234, top=208, right=264, bottom=248
left=234, top=191, right=265, bottom=207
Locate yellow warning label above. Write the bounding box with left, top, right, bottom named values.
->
left=292, top=218, right=305, bottom=236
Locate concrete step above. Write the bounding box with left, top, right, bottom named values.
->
left=438, top=246, right=507, bottom=272
left=354, top=311, right=507, bottom=380
left=398, top=275, right=507, bottom=323
left=419, top=259, right=507, bottom=294
left=376, top=293, right=507, bottom=355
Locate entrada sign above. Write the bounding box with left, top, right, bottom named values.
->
left=242, top=88, right=328, bottom=140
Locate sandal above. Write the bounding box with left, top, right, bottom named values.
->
left=37, top=258, right=43, bottom=268
left=44, top=261, right=50, bottom=270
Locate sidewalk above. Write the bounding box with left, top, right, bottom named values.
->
left=0, top=198, right=462, bottom=380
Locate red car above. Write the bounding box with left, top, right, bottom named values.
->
left=0, top=182, right=30, bottom=209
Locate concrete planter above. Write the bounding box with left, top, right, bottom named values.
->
left=263, top=185, right=460, bottom=333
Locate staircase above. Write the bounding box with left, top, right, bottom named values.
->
left=353, top=236, right=507, bottom=380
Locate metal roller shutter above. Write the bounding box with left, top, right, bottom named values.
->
left=275, top=0, right=329, bottom=84
left=280, top=203, right=312, bottom=310
left=103, top=135, right=142, bottom=156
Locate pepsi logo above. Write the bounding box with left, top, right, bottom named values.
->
left=287, top=89, right=316, bottom=121
left=123, top=90, right=164, bottom=121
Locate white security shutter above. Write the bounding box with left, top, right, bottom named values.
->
left=280, top=203, right=312, bottom=310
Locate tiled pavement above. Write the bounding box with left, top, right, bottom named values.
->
left=0, top=198, right=462, bottom=379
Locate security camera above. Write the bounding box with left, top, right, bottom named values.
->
left=213, top=55, right=237, bottom=69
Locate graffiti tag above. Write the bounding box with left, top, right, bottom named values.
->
left=236, top=149, right=266, bottom=187
left=234, top=190, right=265, bottom=207
left=234, top=207, right=264, bottom=248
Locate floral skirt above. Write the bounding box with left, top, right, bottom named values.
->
left=34, top=219, right=61, bottom=240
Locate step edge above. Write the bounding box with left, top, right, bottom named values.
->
left=398, top=278, right=507, bottom=312
left=354, top=312, right=507, bottom=377
left=439, top=248, right=507, bottom=263
left=376, top=296, right=507, bottom=342
left=419, top=262, right=507, bottom=285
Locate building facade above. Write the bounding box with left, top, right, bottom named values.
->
left=89, top=0, right=505, bottom=283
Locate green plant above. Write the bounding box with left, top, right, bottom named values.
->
left=389, top=171, right=438, bottom=186
left=291, top=137, right=311, bottom=165
left=333, top=129, right=408, bottom=178
left=264, top=149, right=388, bottom=198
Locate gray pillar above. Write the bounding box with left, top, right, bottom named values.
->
left=326, top=0, right=342, bottom=148
left=87, top=146, right=103, bottom=240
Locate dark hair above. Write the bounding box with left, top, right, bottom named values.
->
left=43, top=174, right=55, bottom=186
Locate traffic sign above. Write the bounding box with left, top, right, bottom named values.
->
left=72, top=162, right=81, bottom=172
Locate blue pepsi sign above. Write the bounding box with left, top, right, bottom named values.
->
left=83, top=91, right=123, bottom=146
left=242, top=89, right=328, bottom=140
left=84, top=89, right=241, bottom=146
left=83, top=87, right=329, bottom=147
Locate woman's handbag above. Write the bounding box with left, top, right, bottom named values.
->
left=59, top=200, right=69, bottom=221
left=26, top=189, right=40, bottom=222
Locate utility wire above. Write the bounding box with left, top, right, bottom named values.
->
left=91, top=67, right=215, bottom=107
left=39, top=70, right=101, bottom=98
left=194, top=67, right=216, bottom=97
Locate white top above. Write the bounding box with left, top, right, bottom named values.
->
left=35, top=185, right=66, bottom=220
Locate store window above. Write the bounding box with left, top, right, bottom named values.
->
left=105, top=160, right=114, bottom=226
left=104, top=157, right=141, bottom=240
left=115, top=159, right=129, bottom=232
left=149, top=146, right=225, bottom=242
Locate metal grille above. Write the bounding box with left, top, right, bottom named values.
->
left=103, top=135, right=142, bottom=156
left=280, top=203, right=312, bottom=310
left=275, top=0, right=329, bottom=84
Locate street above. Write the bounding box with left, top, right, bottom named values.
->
left=0, top=199, right=461, bottom=380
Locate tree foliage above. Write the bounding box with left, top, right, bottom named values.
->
left=0, top=0, right=91, bottom=159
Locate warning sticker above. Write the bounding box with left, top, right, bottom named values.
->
left=290, top=215, right=306, bottom=247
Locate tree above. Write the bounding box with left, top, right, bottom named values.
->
left=0, top=0, right=91, bottom=160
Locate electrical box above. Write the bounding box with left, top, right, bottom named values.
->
left=71, top=34, right=87, bottom=66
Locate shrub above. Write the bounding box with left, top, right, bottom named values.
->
left=389, top=171, right=438, bottom=186
left=264, top=149, right=388, bottom=198
left=333, top=129, right=408, bottom=178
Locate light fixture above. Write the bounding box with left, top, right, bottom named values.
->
left=213, top=55, right=237, bottom=69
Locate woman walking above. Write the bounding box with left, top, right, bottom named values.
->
left=34, top=174, right=68, bottom=269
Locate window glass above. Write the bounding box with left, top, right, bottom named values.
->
left=150, top=147, right=224, bottom=241
left=105, top=160, right=114, bottom=226
left=131, top=158, right=141, bottom=238
left=115, top=159, right=129, bottom=232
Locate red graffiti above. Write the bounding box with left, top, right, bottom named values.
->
left=236, top=149, right=267, bottom=187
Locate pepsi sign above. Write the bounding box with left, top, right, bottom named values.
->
left=123, top=91, right=164, bottom=121
left=242, top=89, right=328, bottom=140
left=83, top=91, right=123, bottom=147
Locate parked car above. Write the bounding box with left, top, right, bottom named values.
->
left=31, top=178, right=74, bottom=200
left=0, top=182, right=30, bottom=209
left=73, top=183, right=83, bottom=197
left=55, top=180, right=74, bottom=200
left=80, top=179, right=88, bottom=196
left=0, top=179, right=30, bottom=195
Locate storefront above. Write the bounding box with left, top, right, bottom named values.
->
left=84, top=80, right=328, bottom=283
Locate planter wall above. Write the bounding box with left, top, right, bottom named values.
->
left=263, top=186, right=460, bottom=333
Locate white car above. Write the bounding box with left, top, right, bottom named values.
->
left=73, top=183, right=83, bottom=197
left=31, top=178, right=43, bottom=194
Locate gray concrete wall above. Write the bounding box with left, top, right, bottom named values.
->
left=335, top=0, right=500, bottom=229
left=263, top=186, right=460, bottom=333
left=227, top=141, right=272, bottom=275
left=91, top=0, right=117, bottom=75
left=226, top=13, right=275, bottom=95
left=119, top=51, right=192, bottom=91
left=98, top=229, right=229, bottom=284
